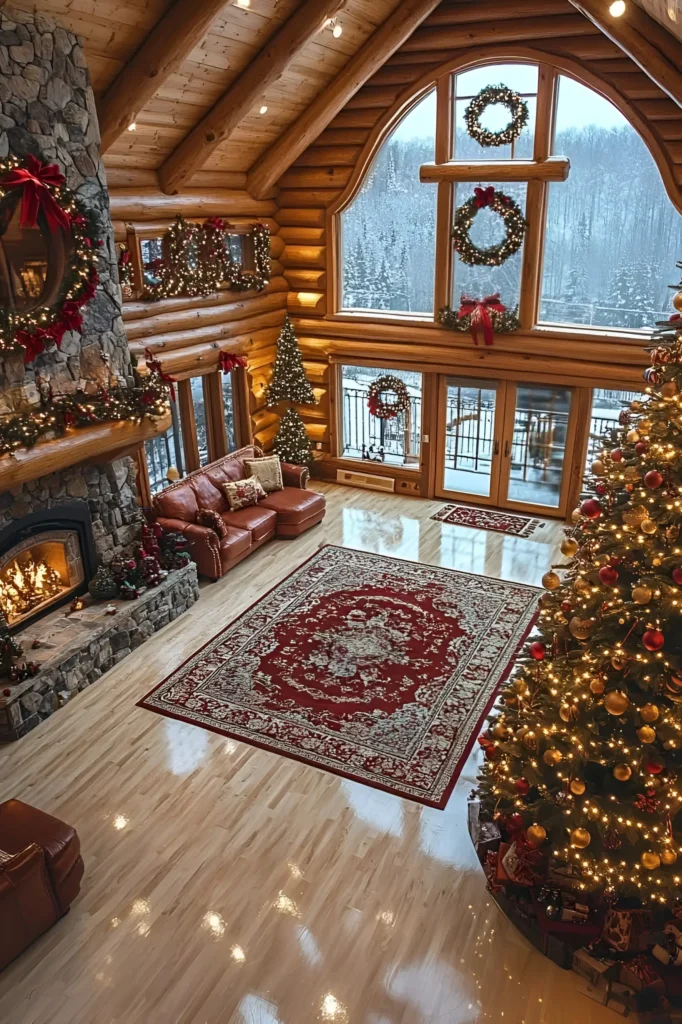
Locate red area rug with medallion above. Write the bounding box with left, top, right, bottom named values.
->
left=139, top=546, right=539, bottom=808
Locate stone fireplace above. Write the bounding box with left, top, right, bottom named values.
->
left=0, top=6, right=200, bottom=740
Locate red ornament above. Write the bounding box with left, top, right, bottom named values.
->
left=507, top=813, right=525, bottom=832
left=672, top=568, right=682, bottom=585
left=645, top=470, right=664, bottom=490
left=561, top=600, right=573, bottom=613
left=485, top=744, right=501, bottom=761
left=2, top=688, right=10, bottom=697
left=599, top=565, right=619, bottom=586
left=580, top=498, right=602, bottom=519
left=635, top=442, right=649, bottom=455
left=514, top=778, right=531, bottom=796
left=477, top=734, right=490, bottom=748
left=595, top=482, right=608, bottom=495
left=645, top=760, right=664, bottom=775
left=611, top=449, right=623, bottom=462
left=529, top=641, right=546, bottom=661
left=642, top=628, right=664, bottom=652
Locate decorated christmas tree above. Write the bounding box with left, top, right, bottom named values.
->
left=478, top=265, right=682, bottom=906
left=266, top=316, right=317, bottom=406
left=273, top=407, right=313, bottom=466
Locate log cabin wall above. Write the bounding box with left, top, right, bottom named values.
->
left=273, top=0, right=682, bottom=489
left=106, top=168, right=288, bottom=455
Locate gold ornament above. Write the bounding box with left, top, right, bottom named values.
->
left=523, top=730, right=539, bottom=751
left=632, top=585, right=652, bottom=605
left=641, top=519, right=657, bottom=535
left=662, top=380, right=679, bottom=399
left=669, top=524, right=681, bottom=542
left=571, top=507, right=582, bottom=524
left=623, top=505, right=648, bottom=528
left=640, top=703, right=660, bottom=723
left=542, top=570, right=561, bottom=591
left=526, top=823, right=546, bottom=846
left=560, top=703, right=579, bottom=723
left=513, top=678, right=529, bottom=694
left=591, top=460, right=606, bottom=476
left=637, top=725, right=657, bottom=743
left=661, top=848, right=678, bottom=866
left=570, top=779, right=586, bottom=795
left=611, top=655, right=628, bottom=671
left=672, top=290, right=682, bottom=313
left=604, top=690, right=630, bottom=716
left=638, top=417, right=651, bottom=432
left=569, top=616, right=595, bottom=640
left=613, top=763, right=632, bottom=781
left=626, top=429, right=640, bottom=443
left=515, top=726, right=529, bottom=740
left=570, top=828, right=591, bottom=849
left=653, top=557, right=663, bottom=567
left=590, top=678, right=605, bottom=695
left=560, top=538, right=579, bottom=558
left=624, top=465, right=639, bottom=479
left=492, top=722, right=509, bottom=739
left=641, top=851, right=661, bottom=871
left=574, top=577, right=590, bottom=594
left=543, top=748, right=563, bottom=766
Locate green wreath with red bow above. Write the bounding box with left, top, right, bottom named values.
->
left=453, top=185, right=527, bottom=267
left=0, top=154, right=101, bottom=364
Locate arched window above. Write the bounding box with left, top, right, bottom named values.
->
left=336, top=60, right=682, bottom=333
left=340, top=91, right=436, bottom=315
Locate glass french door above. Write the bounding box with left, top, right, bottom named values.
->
left=436, top=377, right=576, bottom=517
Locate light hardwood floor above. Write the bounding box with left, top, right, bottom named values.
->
left=0, top=486, right=615, bottom=1024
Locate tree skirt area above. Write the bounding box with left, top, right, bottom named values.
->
left=138, top=546, right=539, bottom=808
left=431, top=504, right=546, bottom=538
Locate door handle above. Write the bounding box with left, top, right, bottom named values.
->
left=493, top=439, right=499, bottom=455
left=504, top=440, right=510, bottom=458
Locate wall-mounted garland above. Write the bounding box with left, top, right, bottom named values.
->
left=452, top=186, right=527, bottom=267
left=464, top=85, right=529, bottom=148
left=0, top=155, right=101, bottom=364
left=144, top=216, right=270, bottom=301
left=438, top=294, right=520, bottom=346
left=0, top=363, right=171, bottom=458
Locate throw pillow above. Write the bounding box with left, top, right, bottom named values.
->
left=221, top=475, right=266, bottom=512
left=244, top=455, right=283, bottom=494
left=196, top=507, right=228, bottom=539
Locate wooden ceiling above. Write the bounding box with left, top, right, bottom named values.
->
left=20, top=0, right=682, bottom=191
left=636, top=0, right=682, bottom=41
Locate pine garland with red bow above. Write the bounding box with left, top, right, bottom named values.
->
left=0, top=154, right=102, bottom=363
left=438, top=294, right=520, bottom=345
left=219, top=351, right=248, bottom=374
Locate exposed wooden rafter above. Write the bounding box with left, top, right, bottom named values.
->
left=158, top=0, right=347, bottom=195
left=246, top=0, right=444, bottom=199
left=568, top=0, right=682, bottom=108
left=98, top=0, right=229, bottom=154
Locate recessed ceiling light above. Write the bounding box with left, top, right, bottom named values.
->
left=259, top=104, right=268, bottom=114
left=236, top=0, right=250, bottom=7
left=609, top=0, right=626, bottom=15
left=127, top=121, right=137, bottom=132
left=332, top=21, right=343, bottom=37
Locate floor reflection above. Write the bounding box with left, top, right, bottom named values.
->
left=163, top=717, right=209, bottom=775
left=341, top=507, right=420, bottom=559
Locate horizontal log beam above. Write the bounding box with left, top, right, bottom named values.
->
left=568, top=0, right=682, bottom=108
left=98, top=0, right=228, bottom=153
left=155, top=327, right=280, bottom=376
left=276, top=208, right=326, bottom=227
left=284, top=268, right=327, bottom=290
left=122, top=277, right=287, bottom=321
left=125, top=291, right=287, bottom=341
left=287, top=291, right=327, bottom=316
left=419, top=157, right=570, bottom=183
left=425, top=0, right=570, bottom=24
left=131, top=309, right=286, bottom=355
left=110, top=190, right=277, bottom=220
left=158, top=0, right=346, bottom=195
left=246, top=0, right=444, bottom=199
left=400, top=14, right=598, bottom=51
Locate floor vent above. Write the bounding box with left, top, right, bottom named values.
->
left=336, top=469, right=395, bottom=493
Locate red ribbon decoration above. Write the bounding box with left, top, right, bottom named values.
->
left=473, top=185, right=496, bottom=208
left=458, top=293, right=507, bottom=346
left=145, top=349, right=176, bottom=401
left=219, top=351, right=247, bottom=374
left=1, top=155, right=71, bottom=233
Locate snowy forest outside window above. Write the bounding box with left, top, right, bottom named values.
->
left=336, top=59, right=682, bottom=333
left=340, top=92, right=436, bottom=315
left=341, top=365, right=422, bottom=467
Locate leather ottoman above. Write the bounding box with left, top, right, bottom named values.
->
left=259, top=487, right=327, bottom=538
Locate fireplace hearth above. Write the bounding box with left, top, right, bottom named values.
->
left=0, top=504, right=97, bottom=632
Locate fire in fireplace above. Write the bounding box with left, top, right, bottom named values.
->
left=0, top=504, right=97, bottom=632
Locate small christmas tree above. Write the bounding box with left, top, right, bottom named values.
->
left=265, top=316, right=317, bottom=406
left=273, top=408, right=313, bottom=466
left=477, top=263, right=682, bottom=907
left=0, top=608, right=23, bottom=679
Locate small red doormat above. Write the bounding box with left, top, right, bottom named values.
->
left=431, top=503, right=545, bottom=538
left=138, top=546, right=539, bottom=808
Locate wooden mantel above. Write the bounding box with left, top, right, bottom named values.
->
left=0, top=414, right=171, bottom=490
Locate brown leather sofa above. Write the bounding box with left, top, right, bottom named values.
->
left=152, top=446, right=326, bottom=579
left=0, top=799, right=84, bottom=971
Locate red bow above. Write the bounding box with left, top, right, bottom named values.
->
left=219, top=351, right=247, bottom=374
left=473, top=186, right=496, bottom=209
left=1, top=155, right=71, bottom=233
left=203, top=216, right=225, bottom=232
left=458, top=293, right=507, bottom=346
left=145, top=349, right=176, bottom=401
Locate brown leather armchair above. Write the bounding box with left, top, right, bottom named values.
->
left=0, top=799, right=84, bottom=971
left=153, top=446, right=326, bottom=580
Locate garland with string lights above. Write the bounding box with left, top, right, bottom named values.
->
left=452, top=186, right=527, bottom=267
left=0, top=365, right=171, bottom=458
left=144, top=216, right=270, bottom=300
left=438, top=294, right=520, bottom=345
left=476, top=267, right=682, bottom=908
left=0, top=154, right=102, bottom=364
left=464, top=84, right=529, bottom=148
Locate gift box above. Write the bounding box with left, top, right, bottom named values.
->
left=603, top=908, right=653, bottom=952
left=572, top=947, right=617, bottom=987
left=620, top=956, right=666, bottom=997
left=468, top=800, right=501, bottom=863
